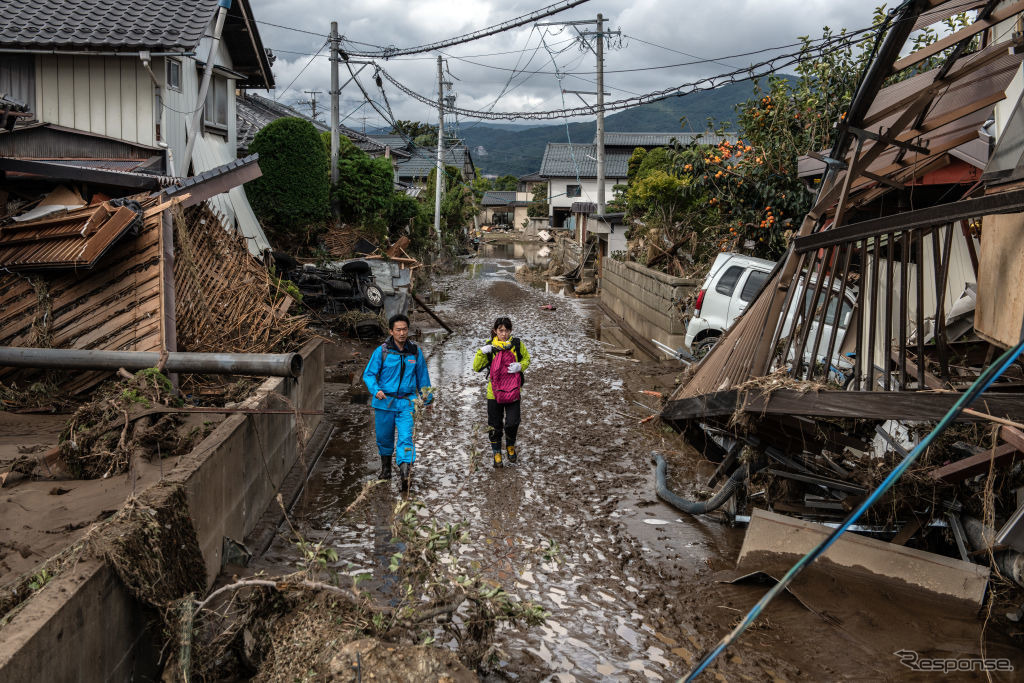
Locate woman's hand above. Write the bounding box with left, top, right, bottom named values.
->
left=479, top=344, right=493, bottom=354
left=507, top=362, right=522, bottom=374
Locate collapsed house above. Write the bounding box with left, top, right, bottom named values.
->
left=663, top=0, right=1024, bottom=581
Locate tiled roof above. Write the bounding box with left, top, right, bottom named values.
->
left=598, top=131, right=740, bottom=148
left=0, top=0, right=220, bottom=51
left=395, top=146, right=473, bottom=180
left=539, top=143, right=630, bottom=179
left=481, top=191, right=516, bottom=206
left=571, top=202, right=597, bottom=214
left=236, top=94, right=408, bottom=158
left=368, top=134, right=410, bottom=150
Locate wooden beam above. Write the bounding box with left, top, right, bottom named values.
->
left=929, top=443, right=1022, bottom=482
left=661, top=388, right=1024, bottom=423
left=892, top=0, right=1024, bottom=73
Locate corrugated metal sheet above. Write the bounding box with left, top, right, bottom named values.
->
left=192, top=132, right=270, bottom=256
left=0, top=201, right=141, bottom=270
left=0, top=123, right=158, bottom=159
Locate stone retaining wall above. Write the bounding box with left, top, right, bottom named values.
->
left=0, top=340, right=324, bottom=682
left=600, top=259, right=699, bottom=350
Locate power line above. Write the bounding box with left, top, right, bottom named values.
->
left=274, top=39, right=328, bottom=101
left=374, top=24, right=886, bottom=121
left=440, top=24, right=879, bottom=76
left=339, top=0, right=592, bottom=57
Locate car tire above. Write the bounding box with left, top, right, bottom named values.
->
left=693, top=335, right=720, bottom=360
left=363, top=284, right=384, bottom=309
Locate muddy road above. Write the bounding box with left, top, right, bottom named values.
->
left=252, top=244, right=1005, bottom=681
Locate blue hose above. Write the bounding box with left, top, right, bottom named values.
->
left=685, top=338, right=1024, bottom=681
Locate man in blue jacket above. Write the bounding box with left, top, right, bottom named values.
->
left=362, top=314, right=432, bottom=491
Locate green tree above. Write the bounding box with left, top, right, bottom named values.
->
left=627, top=147, right=648, bottom=183
left=390, top=120, right=437, bottom=148
left=493, top=174, right=518, bottom=191
left=424, top=165, right=473, bottom=249
left=246, top=117, right=329, bottom=244
left=527, top=184, right=548, bottom=218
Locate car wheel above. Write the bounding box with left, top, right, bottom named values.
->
left=693, top=335, right=720, bottom=360
left=363, top=284, right=384, bottom=308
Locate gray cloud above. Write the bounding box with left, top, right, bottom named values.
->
left=250, top=0, right=886, bottom=127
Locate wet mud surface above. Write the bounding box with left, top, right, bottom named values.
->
left=253, top=243, right=1023, bottom=681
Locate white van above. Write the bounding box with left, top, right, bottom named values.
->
left=685, top=252, right=857, bottom=380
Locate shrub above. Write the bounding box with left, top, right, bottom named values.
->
left=246, top=118, right=329, bottom=240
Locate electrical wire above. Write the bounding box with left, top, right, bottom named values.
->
left=274, top=39, right=328, bottom=101
left=439, top=24, right=879, bottom=76
left=374, top=23, right=887, bottom=121
left=684, top=336, right=1024, bottom=680
left=340, top=0, right=592, bottom=58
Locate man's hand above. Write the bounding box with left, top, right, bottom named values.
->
left=507, top=362, right=522, bottom=374
left=479, top=344, right=492, bottom=354
left=375, top=390, right=385, bottom=400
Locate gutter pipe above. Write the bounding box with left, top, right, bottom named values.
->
left=0, top=347, right=302, bottom=378
left=181, top=0, right=232, bottom=173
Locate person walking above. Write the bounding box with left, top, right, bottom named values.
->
left=362, top=314, right=432, bottom=491
left=472, top=316, right=531, bottom=467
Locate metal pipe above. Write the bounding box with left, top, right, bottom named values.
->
left=181, top=0, right=232, bottom=173
left=0, top=348, right=302, bottom=378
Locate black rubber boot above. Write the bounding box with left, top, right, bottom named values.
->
left=378, top=456, right=392, bottom=481
left=399, top=462, right=411, bottom=492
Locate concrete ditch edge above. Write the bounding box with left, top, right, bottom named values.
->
left=0, top=339, right=324, bottom=682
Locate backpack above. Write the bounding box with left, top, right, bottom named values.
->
left=480, top=337, right=526, bottom=386
left=489, top=346, right=523, bottom=404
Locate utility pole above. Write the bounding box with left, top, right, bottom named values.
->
left=434, top=55, right=445, bottom=247
left=329, top=23, right=340, bottom=186
left=595, top=13, right=606, bottom=216
left=537, top=16, right=619, bottom=216
left=304, top=89, right=323, bottom=120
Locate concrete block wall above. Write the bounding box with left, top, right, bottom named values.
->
left=600, top=259, right=699, bottom=350
left=0, top=340, right=325, bottom=682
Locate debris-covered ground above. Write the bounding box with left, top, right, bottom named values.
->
left=238, top=241, right=1024, bottom=680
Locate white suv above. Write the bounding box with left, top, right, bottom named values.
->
left=684, top=252, right=858, bottom=381
left=685, top=253, right=774, bottom=357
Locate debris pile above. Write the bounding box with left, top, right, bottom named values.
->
left=57, top=369, right=209, bottom=480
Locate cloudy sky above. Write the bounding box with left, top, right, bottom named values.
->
left=249, top=0, right=886, bottom=129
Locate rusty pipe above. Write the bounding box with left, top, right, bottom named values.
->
left=0, top=347, right=302, bottom=378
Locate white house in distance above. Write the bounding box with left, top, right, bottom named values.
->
left=0, top=0, right=275, bottom=254
left=539, top=142, right=630, bottom=229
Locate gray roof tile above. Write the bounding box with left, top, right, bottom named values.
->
left=539, top=143, right=630, bottom=179
left=598, top=131, right=740, bottom=148
left=395, top=146, right=473, bottom=180
left=0, top=0, right=219, bottom=51
left=481, top=191, right=516, bottom=206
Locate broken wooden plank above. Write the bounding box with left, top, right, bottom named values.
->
left=662, top=388, right=1024, bottom=423
left=929, top=443, right=1022, bottom=482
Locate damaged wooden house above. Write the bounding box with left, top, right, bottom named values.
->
left=662, top=0, right=1024, bottom=585
left=0, top=0, right=311, bottom=401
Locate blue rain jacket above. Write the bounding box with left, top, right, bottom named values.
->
left=362, top=337, right=432, bottom=411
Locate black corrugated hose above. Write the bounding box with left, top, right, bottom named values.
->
left=651, top=451, right=759, bottom=516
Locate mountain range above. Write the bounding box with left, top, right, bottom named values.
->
left=449, top=78, right=778, bottom=177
